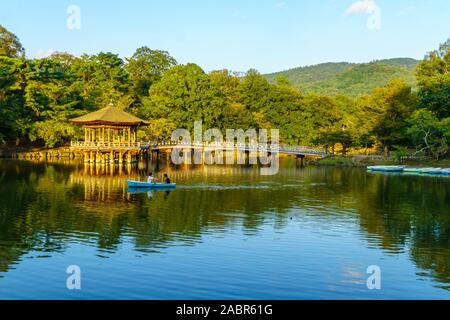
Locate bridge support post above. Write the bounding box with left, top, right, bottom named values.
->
left=297, top=154, right=305, bottom=167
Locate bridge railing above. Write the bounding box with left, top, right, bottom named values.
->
left=71, top=141, right=142, bottom=148
left=146, top=141, right=326, bottom=155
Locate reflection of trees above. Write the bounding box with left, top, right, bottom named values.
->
left=0, top=159, right=449, bottom=289
left=332, top=170, right=450, bottom=287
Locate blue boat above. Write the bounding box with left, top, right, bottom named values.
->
left=367, top=166, right=404, bottom=172
left=419, top=168, right=443, bottom=175
left=404, top=167, right=422, bottom=173
left=127, top=181, right=177, bottom=189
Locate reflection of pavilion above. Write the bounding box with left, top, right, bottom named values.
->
left=69, top=163, right=147, bottom=207
left=70, top=103, right=149, bottom=164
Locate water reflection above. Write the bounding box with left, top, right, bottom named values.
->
left=0, top=159, right=449, bottom=296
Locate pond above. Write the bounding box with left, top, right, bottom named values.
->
left=0, top=158, right=449, bottom=299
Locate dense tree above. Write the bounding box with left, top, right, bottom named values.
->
left=0, top=25, right=25, bottom=58
left=209, top=69, right=253, bottom=130
left=0, top=56, right=28, bottom=144
left=126, top=47, right=177, bottom=98
left=139, top=64, right=226, bottom=139
left=416, top=39, right=450, bottom=119
left=23, top=57, right=83, bottom=147
left=265, top=59, right=419, bottom=98
left=369, top=80, right=418, bottom=155
left=70, top=52, right=132, bottom=110
left=407, top=109, right=450, bottom=159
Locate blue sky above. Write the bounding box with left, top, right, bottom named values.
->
left=1, top=0, right=449, bottom=73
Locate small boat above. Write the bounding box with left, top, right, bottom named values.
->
left=419, top=168, right=443, bottom=175
left=127, top=181, right=177, bottom=189
left=404, top=167, right=422, bottom=173
left=367, top=166, right=404, bottom=172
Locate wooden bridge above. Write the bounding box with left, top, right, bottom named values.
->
left=144, top=141, right=327, bottom=158
left=70, top=140, right=327, bottom=163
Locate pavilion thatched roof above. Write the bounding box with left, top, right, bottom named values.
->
left=70, top=104, right=149, bottom=126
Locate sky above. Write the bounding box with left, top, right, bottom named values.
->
left=1, top=0, right=449, bottom=73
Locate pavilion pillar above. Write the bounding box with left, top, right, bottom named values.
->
left=84, top=151, right=90, bottom=163
left=110, top=150, right=114, bottom=164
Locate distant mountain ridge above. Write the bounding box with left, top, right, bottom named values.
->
left=264, top=58, right=420, bottom=98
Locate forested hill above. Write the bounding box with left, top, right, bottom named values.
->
left=264, top=58, right=420, bottom=97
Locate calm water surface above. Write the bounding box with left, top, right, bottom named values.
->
left=0, top=159, right=449, bottom=299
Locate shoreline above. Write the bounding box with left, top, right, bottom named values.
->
left=2, top=146, right=449, bottom=169
left=310, top=156, right=450, bottom=168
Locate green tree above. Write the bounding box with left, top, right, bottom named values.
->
left=126, top=47, right=177, bottom=97
left=416, top=39, right=450, bottom=119
left=0, top=25, right=25, bottom=58
left=209, top=69, right=254, bottom=130
left=370, top=80, right=418, bottom=155
left=22, top=57, right=82, bottom=146
left=70, top=52, right=132, bottom=110
left=407, top=109, right=450, bottom=159
left=0, top=56, right=28, bottom=144
left=141, top=64, right=226, bottom=138
left=303, top=94, right=343, bottom=148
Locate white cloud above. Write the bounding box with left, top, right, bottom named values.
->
left=345, top=0, right=377, bottom=16
left=275, top=1, right=286, bottom=8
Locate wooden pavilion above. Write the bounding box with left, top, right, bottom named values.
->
left=70, top=103, right=149, bottom=164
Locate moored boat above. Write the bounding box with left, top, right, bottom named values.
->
left=404, top=167, right=422, bottom=173
left=419, top=168, right=443, bottom=175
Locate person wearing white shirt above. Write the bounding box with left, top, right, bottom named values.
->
left=147, top=172, right=154, bottom=184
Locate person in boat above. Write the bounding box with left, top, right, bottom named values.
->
left=147, top=172, right=154, bottom=184
left=163, top=173, right=171, bottom=184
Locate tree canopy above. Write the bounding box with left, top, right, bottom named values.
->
left=0, top=25, right=25, bottom=58
left=0, top=24, right=449, bottom=158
